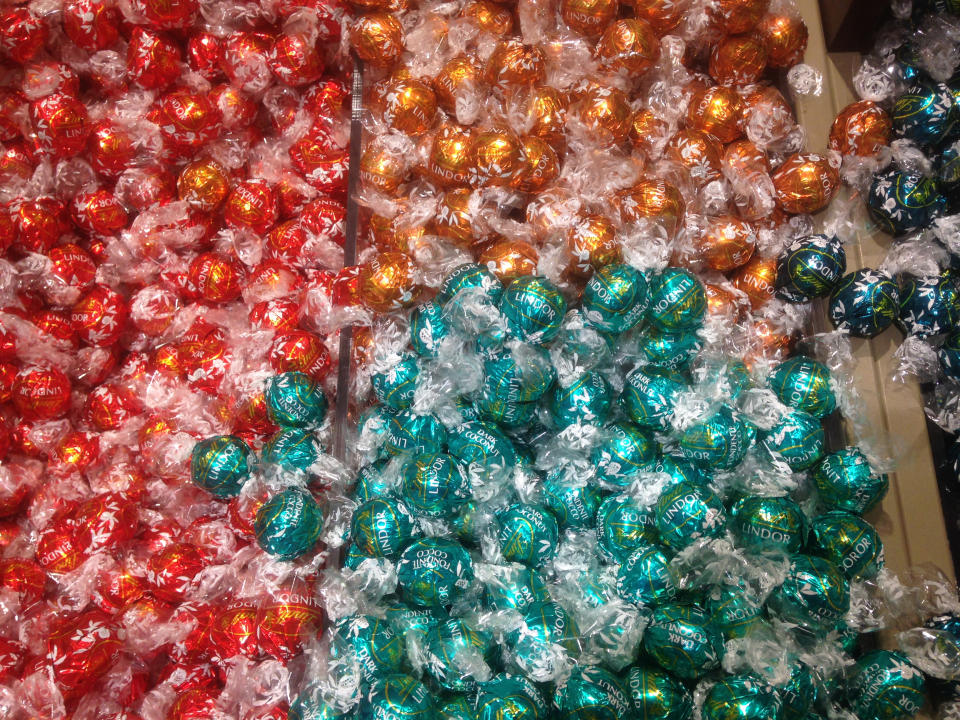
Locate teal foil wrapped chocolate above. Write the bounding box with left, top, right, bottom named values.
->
left=730, top=495, right=805, bottom=554
left=892, top=81, right=956, bottom=147
left=655, top=481, right=726, bottom=549
left=896, top=271, right=960, bottom=337
left=615, top=543, right=678, bottom=606
left=265, top=371, right=328, bottom=427
left=812, top=447, right=888, bottom=514
left=768, top=355, right=837, bottom=418
left=590, top=422, right=658, bottom=487
left=410, top=300, right=451, bottom=356
left=621, top=366, right=686, bottom=429
left=547, top=371, right=613, bottom=427
left=762, top=409, right=825, bottom=471
left=642, top=604, right=723, bottom=679
left=332, top=615, right=406, bottom=682
left=371, top=355, right=420, bottom=410
left=637, top=327, right=702, bottom=369
left=497, top=503, right=558, bottom=566
left=191, top=435, right=251, bottom=498
left=776, top=234, right=846, bottom=304
left=808, top=511, right=884, bottom=580
left=499, top=276, right=567, bottom=344
left=384, top=409, right=448, bottom=456
left=582, top=263, right=649, bottom=334
left=351, top=497, right=417, bottom=558
left=447, top=420, right=517, bottom=472
left=626, top=666, right=693, bottom=720
left=646, top=268, right=707, bottom=331
left=254, top=487, right=323, bottom=560
left=358, top=674, right=435, bottom=720
left=542, top=469, right=602, bottom=529
left=424, top=618, right=494, bottom=691
left=476, top=674, right=547, bottom=720
left=702, top=675, right=783, bottom=720
left=846, top=650, right=925, bottom=720
left=483, top=565, right=550, bottom=611
left=768, top=554, right=850, bottom=631
left=437, top=263, right=503, bottom=306
left=400, top=453, right=471, bottom=519
left=705, top=585, right=764, bottom=639
left=556, top=665, right=632, bottom=720
left=597, top=495, right=659, bottom=562
left=397, top=537, right=473, bottom=608
left=483, top=345, right=556, bottom=403
left=679, top=405, right=754, bottom=469
left=261, top=428, right=321, bottom=471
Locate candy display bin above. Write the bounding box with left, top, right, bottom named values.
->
left=793, top=0, right=957, bottom=693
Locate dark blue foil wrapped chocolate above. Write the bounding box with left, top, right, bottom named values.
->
left=897, top=271, right=960, bottom=337
left=776, top=234, right=847, bottom=303
left=867, top=169, right=946, bottom=236
left=893, top=82, right=956, bottom=147
left=829, top=269, right=901, bottom=337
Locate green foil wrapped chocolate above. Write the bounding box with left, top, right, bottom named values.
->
left=261, top=428, right=321, bottom=471
left=582, top=263, right=649, bottom=334
left=499, top=276, right=567, bottom=345
left=597, top=496, right=659, bottom=562
left=626, top=666, right=693, bottom=720
left=400, top=453, right=471, bottom=519
left=846, top=650, right=925, bottom=720
left=483, top=345, right=556, bottom=403
left=351, top=497, right=417, bottom=559
left=615, top=543, right=679, bottom=606
left=476, top=674, right=547, bottom=720
left=542, top=470, right=602, bottom=529
left=812, top=447, right=888, bottom=515
left=590, top=422, right=658, bottom=487
left=642, top=603, right=723, bottom=679
left=254, top=487, right=323, bottom=560
left=655, top=481, right=726, bottom=549
left=555, top=665, right=632, bottom=720
left=808, top=511, right=884, bottom=580
left=411, top=300, right=451, bottom=356
left=762, top=409, right=825, bottom=471
left=384, top=410, right=448, bottom=456
left=397, top=537, right=474, bottom=608
left=679, top=405, right=754, bottom=469
left=768, top=356, right=837, bottom=418
left=372, top=356, right=420, bottom=410
left=621, top=366, right=687, bottom=429
left=730, top=495, right=805, bottom=554
left=332, top=615, right=406, bottom=682
left=266, top=371, right=328, bottom=427
left=702, top=675, right=783, bottom=720
left=497, top=503, right=559, bottom=566
left=359, top=674, right=436, bottom=720
left=424, top=618, right=495, bottom=692
left=547, top=371, right=613, bottom=428
left=191, top=435, right=251, bottom=498
left=768, top=554, right=850, bottom=631
left=437, top=263, right=503, bottom=306
left=646, top=268, right=707, bottom=331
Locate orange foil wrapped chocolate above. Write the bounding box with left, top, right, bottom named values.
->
left=771, top=152, right=840, bottom=214
left=463, top=0, right=513, bottom=35
left=485, top=40, right=546, bottom=88
left=433, top=56, right=482, bottom=112
left=630, top=0, right=686, bottom=35
left=575, top=84, right=633, bottom=144
left=513, top=136, right=560, bottom=193
left=561, top=0, right=619, bottom=37
left=177, top=159, right=230, bottom=212
left=478, top=239, right=539, bottom=281
left=360, top=139, right=408, bottom=194
left=360, top=251, right=422, bottom=311
left=567, top=213, right=621, bottom=277
left=708, top=33, right=768, bottom=86
left=696, top=215, right=756, bottom=272
left=596, top=19, right=660, bottom=75
left=433, top=188, right=476, bottom=245
left=757, top=13, right=808, bottom=68
left=351, top=13, right=405, bottom=67
left=470, top=128, right=525, bottom=187
left=712, top=0, right=769, bottom=34
left=828, top=100, right=892, bottom=156
left=730, top=255, right=777, bottom=309
left=686, top=86, right=743, bottom=144
left=423, top=124, right=474, bottom=187
left=616, top=178, right=686, bottom=237
left=665, top=129, right=723, bottom=186
left=381, top=77, right=437, bottom=136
